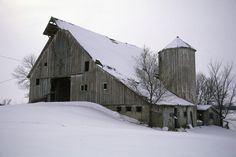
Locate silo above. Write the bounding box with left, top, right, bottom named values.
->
left=158, top=36, right=196, bottom=103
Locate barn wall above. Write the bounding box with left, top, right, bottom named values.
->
left=29, top=78, right=50, bottom=102
left=70, top=65, right=151, bottom=123
left=29, top=29, right=96, bottom=102
left=152, top=105, right=196, bottom=130
left=198, top=109, right=220, bottom=126
left=94, top=67, right=150, bottom=123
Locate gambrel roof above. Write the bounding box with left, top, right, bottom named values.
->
left=31, top=17, right=194, bottom=106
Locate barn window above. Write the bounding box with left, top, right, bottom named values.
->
left=36, top=79, right=40, bottom=85
left=81, top=84, right=88, bottom=91
left=103, top=83, right=107, bottom=90
left=116, top=106, right=122, bottom=112
left=80, top=85, right=84, bottom=91
left=84, top=61, right=89, bottom=72
left=126, top=106, right=132, bottom=112
left=184, top=111, right=187, bottom=117
left=209, top=113, right=214, bottom=119
left=136, top=106, right=142, bottom=112
left=84, top=84, right=88, bottom=91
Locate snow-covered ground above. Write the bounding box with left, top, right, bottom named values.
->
left=0, top=102, right=236, bottom=157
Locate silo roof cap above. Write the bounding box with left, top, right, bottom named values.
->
left=163, top=36, right=195, bottom=50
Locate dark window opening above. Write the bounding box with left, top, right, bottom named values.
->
left=174, top=108, right=178, bottom=116
left=136, top=106, right=142, bottom=112
left=81, top=85, right=84, bottom=91
left=84, top=84, right=88, bottom=91
left=209, top=113, right=214, bottom=119
left=184, top=111, right=187, bottom=117
left=84, top=61, right=89, bottom=72
left=44, top=62, right=47, bottom=66
left=36, top=79, right=40, bottom=85
left=103, top=83, right=107, bottom=90
left=50, top=77, right=70, bottom=102
left=117, top=106, right=122, bottom=112
left=126, top=106, right=132, bottom=112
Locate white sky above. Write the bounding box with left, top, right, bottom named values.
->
left=0, top=0, right=236, bottom=103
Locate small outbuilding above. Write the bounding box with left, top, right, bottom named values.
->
left=152, top=91, right=196, bottom=130
left=197, top=105, right=220, bottom=126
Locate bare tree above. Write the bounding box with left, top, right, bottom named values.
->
left=12, top=54, right=36, bottom=90
left=208, top=62, right=236, bottom=127
left=196, top=73, right=214, bottom=105
left=129, top=47, right=166, bottom=127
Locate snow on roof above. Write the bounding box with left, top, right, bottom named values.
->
left=163, top=36, right=194, bottom=50
left=157, top=91, right=194, bottom=106
left=54, top=19, right=193, bottom=106
left=55, top=19, right=142, bottom=80
left=197, top=105, right=212, bottom=111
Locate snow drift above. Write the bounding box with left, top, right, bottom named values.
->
left=0, top=102, right=236, bottom=157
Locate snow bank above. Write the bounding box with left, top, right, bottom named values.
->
left=0, top=102, right=236, bottom=157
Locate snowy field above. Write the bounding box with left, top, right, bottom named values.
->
left=0, top=102, right=236, bottom=157
left=226, top=111, right=236, bottom=131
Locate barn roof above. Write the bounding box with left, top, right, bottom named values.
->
left=157, top=91, right=194, bottom=106
left=163, top=36, right=195, bottom=50
left=54, top=17, right=143, bottom=81
left=32, top=17, right=194, bottom=106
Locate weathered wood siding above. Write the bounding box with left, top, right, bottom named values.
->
left=29, top=29, right=150, bottom=123
left=152, top=105, right=197, bottom=130
left=159, top=48, right=196, bottom=103
left=29, top=29, right=96, bottom=101
left=94, top=67, right=150, bottom=123
left=197, top=108, right=220, bottom=126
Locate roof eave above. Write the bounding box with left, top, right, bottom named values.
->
left=159, top=46, right=196, bottom=53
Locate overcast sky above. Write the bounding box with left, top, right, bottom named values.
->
left=0, top=0, right=236, bottom=103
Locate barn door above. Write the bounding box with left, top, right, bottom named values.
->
left=50, top=77, right=71, bottom=101
left=190, top=111, right=194, bottom=126
left=174, top=108, right=178, bottom=128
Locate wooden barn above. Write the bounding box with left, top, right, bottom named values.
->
left=28, top=17, right=197, bottom=129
